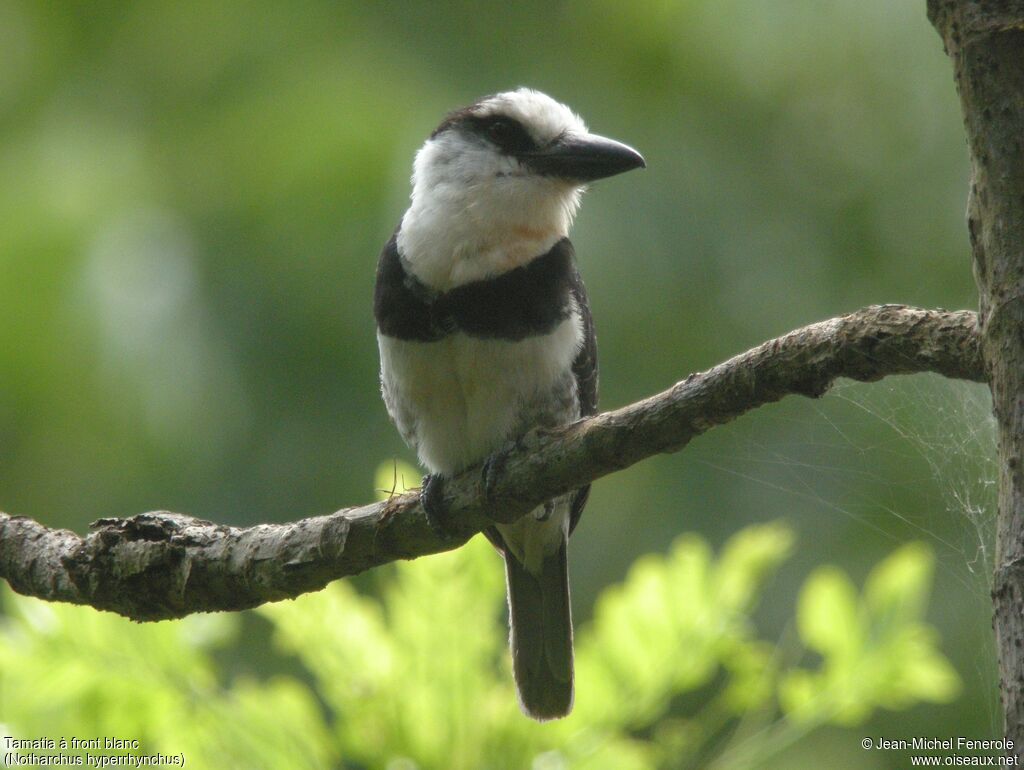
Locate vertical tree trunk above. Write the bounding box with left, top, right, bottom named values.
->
left=928, top=0, right=1024, bottom=750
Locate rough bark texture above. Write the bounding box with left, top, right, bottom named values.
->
left=929, top=0, right=1024, bottom=750
left=0, top=305, right=982, bottom=621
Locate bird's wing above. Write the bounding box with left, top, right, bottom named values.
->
left=566, top=245, right=597, bottom=536
left=373, top=230, right=452, bottom=342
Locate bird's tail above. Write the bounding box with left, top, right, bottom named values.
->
left=504, top=540, right=573, bottom=720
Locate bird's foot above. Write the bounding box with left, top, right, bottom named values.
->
left=421, top=473, right=455, bottom=541
left=536, top=500, right=555, bottom=522
left=481, top=451, right=508, bottom=501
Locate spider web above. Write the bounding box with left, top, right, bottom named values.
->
left=691, top=374, right=997, bottom=597
left=830, top=376, right=996, bottom=589
left=685, top=372, right=1000, bottom=733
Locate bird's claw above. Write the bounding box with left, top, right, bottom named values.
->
left=421, top=473, right=455, bottom=541
left=481, top=452, right=508, bottom=501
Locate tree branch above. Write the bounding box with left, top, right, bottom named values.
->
left=0, top=305, right=983, bottom=621
left=930, top=0, right=1024, bottom=749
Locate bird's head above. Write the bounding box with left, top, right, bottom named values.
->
left=400, top=88, right=645, bottom=289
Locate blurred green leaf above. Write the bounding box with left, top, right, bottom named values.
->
left=714, top=521, right=795, bottom=613
left=573, top=523, right=792, bottom=736
left=0, top=589, right=234, bottom=760
left=169, top=677, right=336, bottom=770
left=796, top=566, right=861, bottom=659
left=259, top=537, right=529, bottom=770
left=782, top=543, right=960, bottom=728
left=864, top=541, right=932, bottom=625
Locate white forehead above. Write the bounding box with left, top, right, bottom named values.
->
left=476, top=88, right=588, bottom=143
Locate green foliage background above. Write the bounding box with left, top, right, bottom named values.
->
left=0, top=520, right=961, bottom=769
left=0, top=1, right=1000, bottom=767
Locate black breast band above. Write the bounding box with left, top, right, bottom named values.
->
left=374, top=234, right=578, bottom=342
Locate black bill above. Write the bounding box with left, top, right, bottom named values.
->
left=522, top=133, right=646, bottom=182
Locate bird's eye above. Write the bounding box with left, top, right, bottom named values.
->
left=477, top=117, right=535, bottom=153
left=489, top=120, right=516, bottom=140
left=486, top=119, right=517, bottom=144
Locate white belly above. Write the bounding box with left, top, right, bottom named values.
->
left=378, top=314, right=583, bottom=475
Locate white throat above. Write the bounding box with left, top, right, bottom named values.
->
left=397, top=137, right=583, bottom=291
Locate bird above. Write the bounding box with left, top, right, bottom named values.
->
left=374, top=87, right=644, bottom=720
